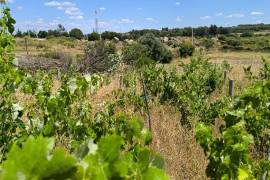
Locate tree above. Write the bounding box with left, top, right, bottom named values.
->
left=138, top=33, right=172, bottom=63
left=88, top=32, right=100, bottom=41
left=209, top=24, right=218, bottom=36
left=122, top=43, right=149, bottom=65
left=69, top=28, right=84, bottom=40
left=47, top=29, right=60, bottom=37
left=38, top=31, right=48, bottom=38
left=15, top=29, right=22, bottom=37
left=195, top=26, right=209, bottom=37
left=101, top=31, right=119, bottom=40
left=23, top=30, right=37, bottom=38
left=218, top=26, right=231, bottom=35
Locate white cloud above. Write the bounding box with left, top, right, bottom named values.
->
left=176, top=16, right=183, bottom=22
left=216, top=12, right=223, bottom=16
left=200, top=16, right=211, bottom=20
left=175, top=2, right=180, bottom=5
left=44, top=1, right=83, bottom=20
left=17, top=6, right=23, bottom=10
left=137, top=8, right=143, bottom=11
left=121, top=18, right=134, bottom=24
left=99, top=7, right=106, bottom=11
left=146, top=17, right=154, bottom=21
left=145, top=17, right=158, bottom=23
left=44, top=1, right=61, bottom=7
left=251, top=11, right=264, bottom=16
left=69, top=15, right=83, bottom=20
left=225, top=13, right=245, bottom=18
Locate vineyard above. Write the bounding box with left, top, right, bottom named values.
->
left=1, top=2, right=270, bottom=180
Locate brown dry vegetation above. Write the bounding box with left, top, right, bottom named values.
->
left=149, top=102, right=208, bottom=179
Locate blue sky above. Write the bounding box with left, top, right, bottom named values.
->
left=7, top=0, right=270, bottom=33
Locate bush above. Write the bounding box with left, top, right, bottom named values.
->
left=79, top=41, right=119, bottom=73
left=138, top=33, right=173, bottom=63
left=178, top=41, right=195, bottom=58
left=88, top=32, right=100, bottom=41
left=104, top=42, right=116, bottom=54
left=218, top=35, right=226, bottom=41
left=240, top=31, right=254, bottom=37
left=122, top=43, right=148, bottom=65
left=69, top=28, right=84, bottom=40
left=136, top=56, right=155, bottom=68
left=201, top=38, right=214, bottom=50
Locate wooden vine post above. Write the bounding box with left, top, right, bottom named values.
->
left=229, top=79, right=234, bottom=97
left=24, top=37, right=29, bottom=56
left=119, top=75, right=123, bottom=89
left=224, top=70, right=228, bottom=81
left=140, top=73, right=152, bottom=132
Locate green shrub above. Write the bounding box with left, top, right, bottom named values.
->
left=178, top=41, right=195, bottom=58
left=218, top=35, right=226, bottom=41
left=240, top=31, right=254, bottom=37
left=88, top=32, right=100, bottom=41
left=136, top=56, right=155, bottom=68
left=138, top=33, right=173, bottom=63
left=69, top=28, right=84, bottom=40
left=227, top=39, right=242, bottom=47
left=122, top=43, right=148, bottom=65
left=104, top=42, right=116, bottom=54
left=201, top=38, right=214, bottom=50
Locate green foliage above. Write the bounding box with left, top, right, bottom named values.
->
left=0, top=134, right=167, bottom=179
left=259, top=58, right=270, bottom=80
left=196, top=79, right=270, bottom=179
left=178, top=41, right=195, bottom=58
left=136, top=56, right=155, bottom=68
left=0, top=136, right=76, bottom=179
left=37, top=30, right=48, bottom=38
left=88, top=32, right=100, bottom=41
left=196, top=121, right=254, bottom=179
left=141, top=57, right=222, bottom=127
left=201, top=38, right=214, bottom=50
left=101, top=31, right=121, bottom=40
left=69, top=28, right=84, bottom=40
left=122, top=43, right=149, bottom=65
left=240, top=31, right=254, bottom=37
left=138, top=33, right=173, bottom=63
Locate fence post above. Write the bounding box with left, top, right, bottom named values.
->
left=224, top=70, right=228, bottom=81
left=57, top=69, right=61, bottom=80
left=24, top=37, right=29, bottom=56
left=141, top=73, right=152, bottom=132
left=119, top=75, right=123, bottom=89
left=229, top=79, right=234, bottom=97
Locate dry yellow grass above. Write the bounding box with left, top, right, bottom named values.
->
left=149, top=102, right=208, bottom=180
left=15, top=37, right=86, bottom=58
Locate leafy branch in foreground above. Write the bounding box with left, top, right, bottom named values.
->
left=0, top=135, right=168, bottom=180
left=196, top=80, right=270, bottom=179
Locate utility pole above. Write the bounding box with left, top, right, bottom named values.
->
left=94, top=10, right=102, bottom=40
left=192, top=27, right=194, bottom=46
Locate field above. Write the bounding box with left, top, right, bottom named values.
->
left=1, top=5, right=270, bottom=179
left=10, top=36, right=270, bottom=179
